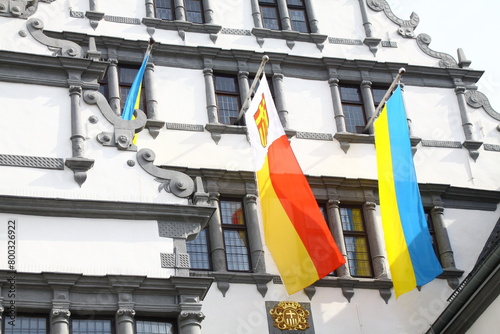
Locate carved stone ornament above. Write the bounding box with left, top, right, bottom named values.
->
left=416, top=33, right=458, bottom=68
left=269, top=301, right=310, bottom=331
left=136, top=148, right=195, bottom=198
left=83, top=90, right=147, bottom=151
left=0, top=0, right=38, bottom=18
left=26, top=18, right=83, bottom=57
left=367, top=0, right=419, bottom=38
left=465, top=90, right=500, bottom=122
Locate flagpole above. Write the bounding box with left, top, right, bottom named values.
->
left=363, top=67, right=406, bottom=132
left=235, top=55, right=270, bottom=123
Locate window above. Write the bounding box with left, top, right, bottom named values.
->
left=287, top=0, right=309, bottom=33
left=99, top=65, right=146, bottom=114
left=339, top=85, right=388, bottom=134
left=214, top=75, right=241, bottom=125
left=186, top=228, right=211, bottom=270
left=4, top=316, right=47, bottom=334
left=257, top=0, right=310, bottom=33
left=220, top=199, right=251, bottom=271
left=187, top=197, right=252, bottom=272
left=155, top=0, right=174, bottom=20
left=153, top=0, right=204, bottom=23
left=185, top=0, right=204, bottom=24
left=136, top=320, right=174, bottom=334
left=340, top=86, right=367, bottom=134
left=340, top=207, right=373, bottom=277
left=259, top=0, right=280, bottom=30
left=71, top=320, right=112, bottom=334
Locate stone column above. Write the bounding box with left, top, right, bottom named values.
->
left=203, top=68, right=218, bottom=124
left=304, top=0, right=320, bottom=33
left=250, top=0, right=263, bottom=28
left=178, top=312, right=205, bottom=334
left=272, top=73, right=290, bottom=129
left=455, top=87, right=474, bottom=141
left=276, top=0, right=292, bottom=30
left=363, top=202, right=388, bottom=278
left=202, top=0, right=214, bottom=24
left=174, top=0, right=186, bottom=21
left=238, top=71, right=250, bottom=123
left=107, top=59, right=121, bottom=115
left=431, top=206, right=457, bottom=269
left=244, top=194, right=265, bottom=273
left=145, top=0, right=155, bottom=18
left=455, top=86, right=482, bottom=160
left=360, top=80, right=375, bottom=134
left=326, top=199, right=350, bottom=277
left=329, top=78, right=346, bottom=132
left=50, top=309, right=71, bottom=334
left=69, top=86, right=85, bottom=158
left=208, top=193, right=227, bottom=271
left=116, top=309, right=135, bottom=334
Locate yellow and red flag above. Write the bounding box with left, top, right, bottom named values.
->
left=245, top=76, right=345, bottom=295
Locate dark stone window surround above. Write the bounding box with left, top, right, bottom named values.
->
left=0, top=271, right=212, bottom=334
left=250, top=0, right=327, bottom=50
left=167, top=166, right=500, bottom=302
left=143, top=0, right=222, bottom=43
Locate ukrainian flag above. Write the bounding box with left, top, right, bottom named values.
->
left=374, top=85, right=442, bottom=297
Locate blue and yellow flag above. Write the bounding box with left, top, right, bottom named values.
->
left=121, top=42, right=153, bottom=121
left=374, top=85, right=442, bottom=298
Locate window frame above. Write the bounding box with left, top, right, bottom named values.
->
left=214, top=74, right=242, bottom=125
left=287, top=0, right=310, bottom=33
left=339, top=205, right=374, bottom=278
left=340, top=85, right=368, bottom=134
left=219, top=197, right=252, bottom=272
left=186, top=226, right=212, bottom=271
left=134, top=318, right=177, bottom=334
left=70, top=318, right=114, bottom=334
left=3, top=314, right=49, bottom=334
left=154, top=0, right=175, bottom=21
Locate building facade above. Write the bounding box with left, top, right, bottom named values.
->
left=0, top=1, right=499, bottom=333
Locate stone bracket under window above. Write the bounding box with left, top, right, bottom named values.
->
left=313, top=276, right=393, bottom=303
left=251, top=28, right=327, bottom=51
left=190, top=271, right=273, bottom=298
left=83, top=90, right=147, bottom=151
left=27, top=18, right=83, bottom=57
left=136, top=148, right=195, bottom=198
left=205, top=123, right=247, bottom=144
left=334, top=132, right=420, bottom=154
left=142, top=18, right=222, bottom=43
left=366, top=0, right=419, bottom=38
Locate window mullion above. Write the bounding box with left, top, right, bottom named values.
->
left=276, top=0, right=292, bottom=30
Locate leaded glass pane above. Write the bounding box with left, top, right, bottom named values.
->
left=223, top=230, right=250, bottom=271
left=287, top=0, right=304, bottom=5
left=261, top=6, right=280, bottom=30
left=156, top=0, right=173, bottom=20
left=4, top=316, right=47, bottom=334
left=217, top=95, right=239, bottom=124
left=343, top=105, right=365, bottom=133
left=340, top=208, right=365, bottom=232
left=289, top=9, right=308, bottom=33
left=186, top=228, right=211, bottom=270
left=185, top=0, right=203, bottom=23
left=72, top=320, right=112, bottom=334
left=136, top=320, right=173, bottom=334
left=344, top=236, right=372, bottom=277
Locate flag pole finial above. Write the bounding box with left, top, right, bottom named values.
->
left=235, top=55, right=270, bottom=123
left=363, top=67, right=406, bottom=132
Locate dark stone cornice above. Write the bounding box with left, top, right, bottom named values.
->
left=0, top=49, right=108, bottom=88
left=31, top=30, right=485, bottom=89
left=0, top=195, right=215, bottom=222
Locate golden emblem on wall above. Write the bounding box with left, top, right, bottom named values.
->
left=270, top=301, right=310, bottom=331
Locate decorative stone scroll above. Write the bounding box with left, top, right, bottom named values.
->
left=83, top=90, right=147, bottom=151
left=416, top=33, right=458, bottom=68
left=136, top=148, right=195, bottom=198
left=367, top=0, right=419, bottom=38
left=465, top=90, right=500, bottom=122
left=26, top=18, right=83, bottom=57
